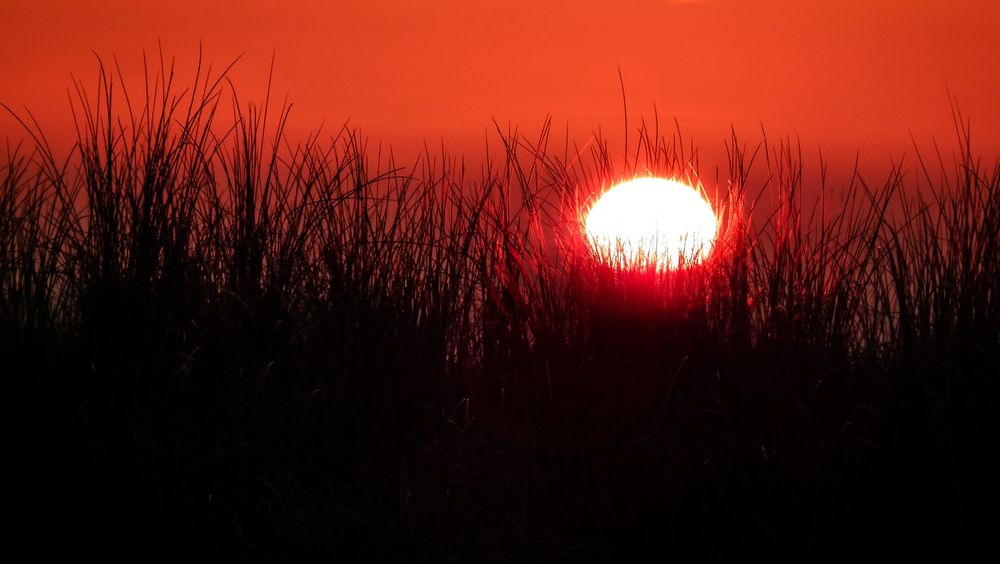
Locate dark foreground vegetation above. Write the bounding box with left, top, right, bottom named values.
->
left=4, top=57, right=999, bottom=562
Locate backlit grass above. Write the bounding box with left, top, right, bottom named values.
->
left=4, top=53, right=998, bottom=562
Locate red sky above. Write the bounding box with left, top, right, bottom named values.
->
left=3, top=0, right=998, bottom=179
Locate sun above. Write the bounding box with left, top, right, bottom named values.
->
left=584, top=177, right=718, bottom=271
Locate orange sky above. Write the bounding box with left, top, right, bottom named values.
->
left=3, top=0, right=998, bottom=179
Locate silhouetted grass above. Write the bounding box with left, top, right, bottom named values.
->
left=4, top=54, right=998, bottom=562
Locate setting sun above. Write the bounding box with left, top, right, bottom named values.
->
left=585, top=177, right=718, bottom=271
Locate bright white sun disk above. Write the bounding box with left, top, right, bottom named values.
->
left=585, top=177, right=718, bottom=270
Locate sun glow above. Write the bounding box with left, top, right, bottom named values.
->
left=585, top=177, right=718, bottom=271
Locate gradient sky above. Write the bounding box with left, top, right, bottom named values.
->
left=3, top=0, right=998, bottom=178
